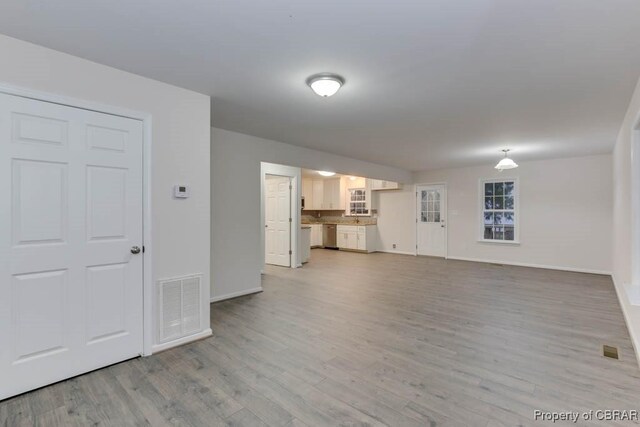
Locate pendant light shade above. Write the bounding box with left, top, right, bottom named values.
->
left=495, top=149, right=518, bottom=170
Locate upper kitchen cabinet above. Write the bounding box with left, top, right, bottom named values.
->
left=302, top=178, right=314, bottom=211
left=346, top=176, right=367, bottom=189
left=323, top=177, right=346, bottom=210
left=302, top=177, right=325, bottom=210
left=312, top=179, right=324, bottom=209
left=302, top=176, right=344, bottom=210
left=369, top=179, right=401, bottom=190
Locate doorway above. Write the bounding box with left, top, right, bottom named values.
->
left=265, top=174, right=292, bottom=267
left=416, top=183, right=447, bottom=257
left=0, top=92, right=145, bottom=399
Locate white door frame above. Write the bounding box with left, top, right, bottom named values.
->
left=415, top=182, right=448, bottom=258
left=0, top=82, right=154, bottom=356
left=631, top=110, right=640, bottom=295
left=260, top=162, right=301, bottom=270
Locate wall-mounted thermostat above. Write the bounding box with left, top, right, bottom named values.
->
left=173, top=185, right=190, bottom=199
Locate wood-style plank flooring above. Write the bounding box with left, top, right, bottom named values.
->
left=2, top=250, right=640, bottom=426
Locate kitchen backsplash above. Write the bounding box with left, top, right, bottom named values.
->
left=302, top=211, right=377, bottom=225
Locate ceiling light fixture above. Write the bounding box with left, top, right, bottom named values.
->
left=306, top=73, right=345, bottom=97
left=495, top=149, right=518, bottom=170
left=349, top=176, right=357, bottom=181
left=318, top=171, right=336, bottom=177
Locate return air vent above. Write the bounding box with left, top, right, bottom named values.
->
left=158, top=275, right=202, bottom=343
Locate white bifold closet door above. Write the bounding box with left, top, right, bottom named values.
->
left=0, top=93, right=144, bottom=400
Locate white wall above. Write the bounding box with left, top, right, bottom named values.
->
left=413, top=154, right=612, bottom=274
left=211, top=127, right=411, bottom=301
left=0, top=35, right=211, bottom=350
left=612, top=77, right=640, bottom=365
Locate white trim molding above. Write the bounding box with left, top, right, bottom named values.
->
left=210, top=287, right=263, bottom=303
left=611, top=275, right=640, bottom=369
left=260, top=162, right=302, bottom=270
left=478, top=177, right=520, bottom=244
left=631, top=114, right=640, bottom=287
left=414, top=182, right=448, bottom=258
left=447, top=256, right=611, bottom=276
left=151, top=328, right=212, bottom=354
left=377, top=250, right=417, bottom=256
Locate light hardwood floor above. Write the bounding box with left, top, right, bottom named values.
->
left=2, top=250, right=640, bottom=426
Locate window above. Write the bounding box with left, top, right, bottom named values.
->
left=420, top=189, right=441, bottom=222
left=481, top=179, right=517, bottom=242
left=348, top=188, right=369, bottom=216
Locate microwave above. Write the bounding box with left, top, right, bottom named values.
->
left=301, top=196, right=305, bottom=210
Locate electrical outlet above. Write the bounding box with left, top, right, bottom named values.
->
left=392, top=244, right=397, bottom=249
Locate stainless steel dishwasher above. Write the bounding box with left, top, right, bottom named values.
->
left=322, top=224, right=337, bottom=249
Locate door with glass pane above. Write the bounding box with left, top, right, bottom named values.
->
left=416, top=184, right=447, bottom=257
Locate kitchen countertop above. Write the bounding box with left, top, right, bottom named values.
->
left=301, top=221, right=376, bottom=226
left=301, top=225, right=311, bottom=229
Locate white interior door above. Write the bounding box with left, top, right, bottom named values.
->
left=265, top=175, right=291, bottom=267
left=416, top=184, right=447, bottom=257
left=0, top=93, right=144, bottom=400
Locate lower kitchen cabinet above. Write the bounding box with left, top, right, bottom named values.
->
left=309, top=224, right=323, bottom=247
left=336, top=225, right=377, bottom=253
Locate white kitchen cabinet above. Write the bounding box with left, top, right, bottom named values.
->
left=300, top=227, right=311, bottom=263
left=322, top=177, right=346, bottom=210
left=369, top=179, right=400, bottom=190
left=309, top=224, right=323, bottom=247
left=346, top=176, right=366, bottom=189
left=312, top=179, right=324, bottom=210
left=336, top=225, right=377, bottom=253
left=302, top=178, right=313, bottom=211
left=357, top=226, right=367, bottom=251
left=336, top=229, right=346, bottom=248
left=303, top=177, right=347, bottom=211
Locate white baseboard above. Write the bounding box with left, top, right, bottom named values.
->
left=151, top=328, right=212, bottom=354
left=377, top=249, right=416, bottom=256
left=446, top=256, right=611, bottom=276
left=210, top=287, right=263, bottom=303
left=611, top=274, right=640, bottom=369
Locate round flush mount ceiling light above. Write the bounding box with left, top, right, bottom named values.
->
left=306, top=73, right=345, bottom=97
left=495, top=149, right=518, bottom=170
left=318, top=171, right=336, bottom=177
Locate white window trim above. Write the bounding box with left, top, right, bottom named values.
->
left=478, top=177, right=520, bottom=245
left=631, top=111, right=640, bottom=294
left=347, top=187, right=370, bottom=216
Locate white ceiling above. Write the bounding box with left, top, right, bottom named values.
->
left=1, top=0, right=639, bottom=171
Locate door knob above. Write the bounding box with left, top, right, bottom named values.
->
left=131, top=246, right=141, bottom=254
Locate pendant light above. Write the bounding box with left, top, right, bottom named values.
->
left=495, top=149, right=518, bottom=170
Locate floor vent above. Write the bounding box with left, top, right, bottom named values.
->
left=603, top=345, right=619, bottom=359
left=158, top=275, right=202, bottom=343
